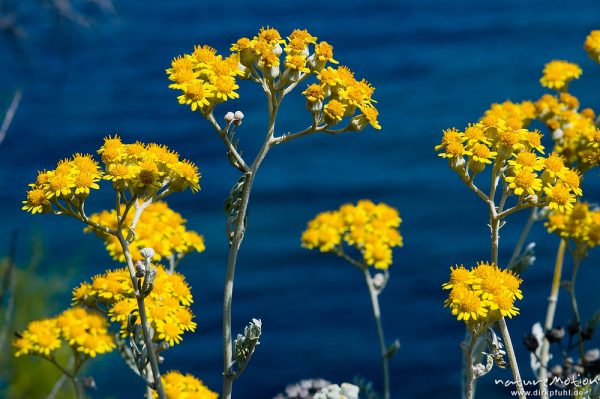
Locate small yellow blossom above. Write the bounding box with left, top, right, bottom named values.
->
left=154, top=371, right=218, bottom=399
left=584, top=30, right=600, bottom=63
left=540, top=60, right=582, bottom=91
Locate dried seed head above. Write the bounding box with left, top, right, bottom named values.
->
left=523, top=333, right=539, bottom=352
left=545, top=326, right=565, bottom=343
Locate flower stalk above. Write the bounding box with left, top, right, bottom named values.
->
left=363, top=267, right=391, bottom=399
left=538, top=238, right=566, bottom=399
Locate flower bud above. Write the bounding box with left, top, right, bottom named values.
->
left=372, top=273, right=386, bottom=290
left=224, top=112, right=235, bottom=123
left=307, top=99, right=323, bottom=114
left=552, top=128, right=564, bottom=141
left=234, top=111, right=244, bottom=121
left=140, top=247, right=155, bottom=260
left=135, top=261, right=146, bottom=278
left=265, top=65, right=280, bottom=79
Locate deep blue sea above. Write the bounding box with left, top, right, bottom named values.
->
left=2, top=1, right=600, bottom=398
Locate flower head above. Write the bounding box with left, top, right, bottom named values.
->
left=302, top=201, right=402, bottom=270
left=540, top=60, right=582, bottom=91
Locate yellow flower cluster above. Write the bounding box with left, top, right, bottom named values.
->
left=436, top=116, right=583, bottom=212
left=483, top=100, right=536, bottom=128
left=85, top=201, right=205, bottom=262
left=22, top=137, right=201, bottom=215
left=546, top=202, right=600, bottom=247
left=153, top=371, right=218, bottom=399
left=305, top=63, right=380, bottom=130
left=22, top=153, right=102, bottom=214
left=13, top=308, right=115, bottom=358
left=73, top=266, right=196, bottom=346
left=540, top=60, right=582, bottom=91
left=443, top=262, right=523, bottom=323
left=167, top=27, right=381, bottom=130
left=584, top=30, right=600, bottom=63
left=535, top=93, right=600, bottom=168
left=98, top=136, right=200, bottom=194
left=301, top=200, right=402, bottom=270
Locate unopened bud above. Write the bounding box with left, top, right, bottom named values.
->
left=372, top=273, right=386, bottom=290
left=140, top=247, right=155, bottom=260
left=552, top=128, right=564, bottom=141
left=224, top=112, right=235, bottom=122
left=135, top=261, right=145, bottom=277
left=234, top=111, right=244, bottom=121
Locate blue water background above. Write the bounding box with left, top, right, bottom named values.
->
left=2, top=1, right=600, bottom=397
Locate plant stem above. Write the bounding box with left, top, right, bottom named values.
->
left=490, top=213, right=500, bottom=265
left=538, top=239, right=566, bottom=399
left=488, top=185, right=525, bottom=399
left=568, top=252, right=585, bottom=362
left=117, top=232, right=166, bottom=399
left=222, top=172, right=254, bottom=399
left=222, top=96, right=279, bottom=399
left=363, top=268, right=390, bottom=399
left=463, top=335, right=477, bottom=399
left=498, top=317, right=526, bottom=399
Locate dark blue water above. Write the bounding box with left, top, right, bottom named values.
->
left=2, top=1, right=600, bottom=398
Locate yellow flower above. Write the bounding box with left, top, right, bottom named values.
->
left=584, top=30, right=600, bottom=63
left=156, top=321, right=183, bottom=347
left=302, top=84, right=325, bottom=102
left=446, top=284, right=488, bottom=321
left=505, top=169, right=542, bottom=196
left=209, top=75, right=239, bottom=101
left=438, top=141, right=470, bottom=159
left=154, top=371, right=218, bottom=399
left=81, top=266, right=196, bottom=345
left=544, top=182, right=576, bottom=212
left=442, top=265, right=474, bottom=290
left=546, top=202, right=600, bottom=247
left=285, top=54, right=310, bottom=73
left=324, top=99, right=346, bottom=124
left=358, top=106, right=381, bottom=130
left=22, top=188, right=50, bottom=214
left=507, top=151, right=543, bottom=171
left=540, top=60, right=582, bottom=91
left=178, top=80, right=213, bottom=111
left=542, top=153, right=567, bottom=179
left=444, top=262, right=523, bottom=324
left=488, top=289, right=520, bottom=318
left=364, top=241, right=392, bottom=269
left=302, top=201, right=402, bottom=269
left=45, top=171, right=75, bottom=199
left=470, top=143, right=496, bottom=164
left=314, top=41, right=338, bottom=64
left=74, top=172, right=100, bottom=196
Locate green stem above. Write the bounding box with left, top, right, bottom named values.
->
left=363, top=268, right=390, bottom=399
